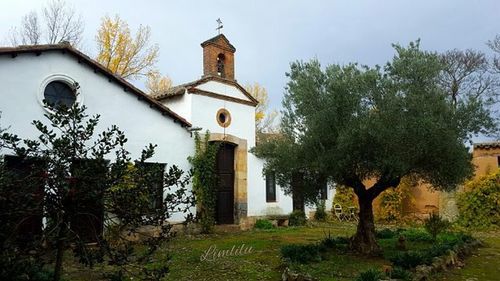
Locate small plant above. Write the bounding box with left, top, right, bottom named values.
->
left=355, top=269, right=383, bottom=281
left=288, top=210, right=307, bottom=226
left=400, top=228, right=433, bottom=242
left=390, top=267, right=413, bottom=281
left=254, top=219, right=274, bottom=230
left=281, top=244, right=321, bottom=263
left=424, top=213, right=450, bottom=240
left=314, top=200, right=328, bottom=221
left=375, top=228, right=398, bottom=239
left=390, top=251, right=429, bottom=269
left=319, top=231, right=337, bottom=249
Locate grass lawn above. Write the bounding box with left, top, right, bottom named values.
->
left=61, top=222, right=499, bottom=281
left=429, top=231, right=500, bottom=281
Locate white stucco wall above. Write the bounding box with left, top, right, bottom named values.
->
left=0, top=51, right=195, bottom=221
left=196, top=81, right=250, bottom=101
left=163, top=92, right=192, bottom=123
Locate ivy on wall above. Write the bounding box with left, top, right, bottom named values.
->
left=457, top=169, right=500, bottom=228
left=333, top=178, right=415, bottom=222
left=188, top=131, right=219, bottom=233
left=375, top=177, right=415, bottom=223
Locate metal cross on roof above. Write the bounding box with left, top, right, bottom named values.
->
left=216, top=18, right=223, bottom=35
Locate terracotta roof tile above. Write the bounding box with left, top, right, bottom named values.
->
left=473, top=142, right=500, bottom=149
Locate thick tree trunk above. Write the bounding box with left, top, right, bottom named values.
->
left=350, top=195, right=381, bottom=255
left=53, top=217, right=68, bottom=281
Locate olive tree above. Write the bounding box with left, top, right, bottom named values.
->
left=255, top=41, right=496, bottom=255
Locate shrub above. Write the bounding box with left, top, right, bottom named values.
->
left=390, top=251, right=429, bottom=269
left=375, top=177, right=415, bottom=222
left=254, top=219, right=274, bottom=229
left=457, top=169, right=500, bottom=228
left=332, top=185, right=358, bottom=211
left=281, top=244, right=321, bottom=263
left=400, top=228, right=433, bottom=242
left=390, top=267, right=413, bottom=281
left=355, top=269, right=383, bottom=281
left=314, top=200, right=328, bottom=221
left=288, top=210, right=307, bottom=226
left=424, top=213, right=450, bottom=240
left=375, top=228, right=398, bottom=239
left=319, top=236, right=336, bottom=249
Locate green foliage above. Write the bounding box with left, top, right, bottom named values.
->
left=332, top=185, right=358, bottom=211
left=424, top=213, right=450, bottom=240
left=390, top=232, right=474, bottom=269
left=318, top=233, right=349, bottom=250
left=375, top=228, right=398, bottom=239
left=457, top=169, right=500, bottom=228
left=281, top=244, right=322, bottom=263
left=355, top=269, right=383, bottom=281
left=254, top=41, right=495, bottom=253
left=400, top=228, right=433, bottom=242
left=390, top=267, right=413, bottom=280
left=254, top=219, right=274, bottom=230
left=314, top=200, right=327, bottom=221
left=0, top=103, right=193, bottom=281
left=0, top=253, right=56, bottom=281
left=288, top=210, right=307, bottom=226
left=390, top=251, right=428, bottom=269
left=188, top=131, right=219, bottom=233
left=376, top=177, right=416, bottom=222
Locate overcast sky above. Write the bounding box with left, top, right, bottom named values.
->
left=1, top=0, right=499, bottom=112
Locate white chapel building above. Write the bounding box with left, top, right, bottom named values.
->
left=0, top=34, right=333, bottom=227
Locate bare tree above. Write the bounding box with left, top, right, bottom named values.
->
left=7, top=0, right=84, bottom=46
left=488, top=35, right=500, bottom=74
left=439, top=49, right=498, bottom=105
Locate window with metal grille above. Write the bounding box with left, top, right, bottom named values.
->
left=266, top=172, right=276, bottom=202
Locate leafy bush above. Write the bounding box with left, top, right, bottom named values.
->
left=281, top=244, right=321, bottom=263
left=390, top=232, right=474, bottom=269
left=314, top=200, right=328, bottom=221
left=375, top=228, right=398, bottom=239
left=457, top=169, right=500, bottom=228
left=332, top=185, right=358, bottom=211
left=0, top=254, right=55, bottom=281
left=355, top=269, right=383, bottom=281
left=376, top=177, right=415, bottom=222
left=288, top=210, right=307, bottom=226
left=254, top=219, right=274, bottom=229
left=424, top=213, right=450, bottom=240
left=390, top=267, right=413, bottom=281
left=400, top=228, right=433, bottom=242
left=390, top=251, right=429, bottom=269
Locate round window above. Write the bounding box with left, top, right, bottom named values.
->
left=44, top=81, right=76, bottom=107
left=216, top=108, right=231, bottom=128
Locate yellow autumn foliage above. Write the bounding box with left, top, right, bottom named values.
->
left=96, top=15, right=159, bottom=80
left=146, top=71, right=172, bottom=96
left=245, top=83, right=278, bottom=133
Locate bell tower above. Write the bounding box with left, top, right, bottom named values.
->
left=201, top=34, right=236, bottom=80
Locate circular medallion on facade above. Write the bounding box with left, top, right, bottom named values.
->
left=216, top=108, right=231, bottom=128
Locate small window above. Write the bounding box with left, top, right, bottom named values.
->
left=266, top=172, right=276, bottom=202
left=44, top=81, right=76, bottom=107
left=216, top=108, right=231, bottom=128
left=140, top=162, right=165, bottom=210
